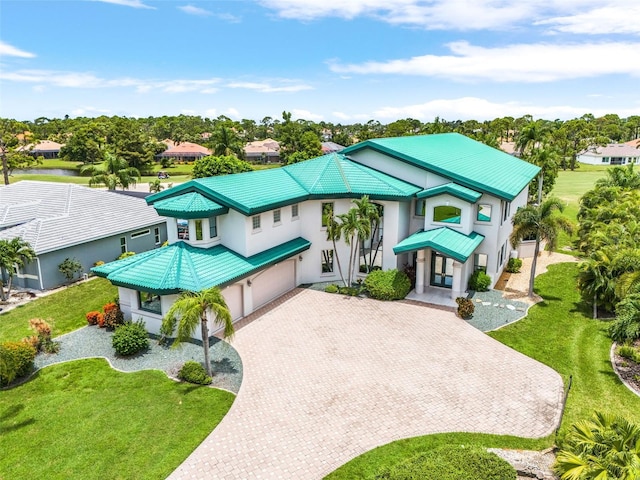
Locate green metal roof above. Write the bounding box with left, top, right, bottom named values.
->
left=91, top=237, right=311, bottom=295
left=152, top=192, right=229, bottom=219
left=147, top=154, right=421, bottom=216
left=343, top=133, right=540, bottom=201
left=417, top=183, right=482, bottom=203
left=393, top=227, right=485, bottom=263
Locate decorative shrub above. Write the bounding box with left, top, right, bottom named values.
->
left=58, top=257, right=83, bottom=281
left=178, top=360, right=212, bottom=385
left=469, top=270, right=491, bottom=291
left=456, top=297, right=475, bottom=319
left=117, top=251, right=136, bottom=260
left=339, top=286, right=360, bottom=296
left=103, top=303, right=124, bottom=329
left=403, top=262, right=417, bottom=289
left=505, top=258, right=523, bottom=273
left=86, top=311, right=103, bottom=326
left=324, top=284, right=339, bottom=293
left=609, top=294, right=640, bottom=343
left=0, top=341, right=37, bottom=386
left=112, top=320, right=149, bottom=356
left=616, top=345, right=640, bottom=364
left=364, top=269, right=411, bottom=301
left=28, top=318, right=59, bottom=354
left=376, top=444, right=516, bottom=480
left=93, top=260, right=105, bottom=267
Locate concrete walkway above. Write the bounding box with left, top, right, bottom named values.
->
left=169, top=289, right=564, bottom=480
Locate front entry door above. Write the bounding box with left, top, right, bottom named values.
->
left=430, top=252, right=454, bottom=288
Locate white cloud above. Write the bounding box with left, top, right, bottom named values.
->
left=93, top=0, right=154, bottom=9
left=330, top=41, right=640, bottom=82
left=536, top=4, right=640, bottom=35
left=71, top=106, right=111, bottom=116
left=226, top=81, right=313, bottom=92
left=178, top=5, right=212, bottom=16
left=181, top=109, right=197, bottom=115
left=372, top=96, right=640, bottom=121
left=205, top=109, right=218, bottom=117
left=0, top=41, right=36, bottom=58
left=290, top=109, right=323, bottom=121
left=225, top=108, right=240, bottom=118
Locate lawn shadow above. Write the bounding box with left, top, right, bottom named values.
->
left=211, top=357, right=239, bottom=375
left=0, top=404, right=35, bottom=433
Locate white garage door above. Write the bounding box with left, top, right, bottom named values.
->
left=251, top=261, right=296, bottom=310
left=222, top=284, right=243, bottom=321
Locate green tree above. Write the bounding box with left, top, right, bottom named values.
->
left=80, top=152, right=141, bottom=190
left=353, top=196, right=382, bottom=272
left=148, top=179, right=164, bottom=193
left=337, top=204, right=371, bottom=286
left=596, top=164, right=640, bottom=190
left=510, top=197, right=574, bottom=297
left=60, top=123, right=106, bottom=164
left=524, top=147, right=560, bottom=201
left=0, top=119, right=31, bottom=185
left=58, top=257, right=83, bottom=282
left=209, top=125, right=245, bottom=158
left=0, top=238, right=36, bottom=300
left=285, top=131, right=323, bottom=164
left=323, top=203, right=347, bottom=287
left=192, top=155, right=253, bottom=178
left=555, top=412, right=640, bottom=480
left=161, top=287, right=234, bottom=377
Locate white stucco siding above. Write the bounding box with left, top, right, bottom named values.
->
left=220, top=209, right=250, bottom=256
left=244, top=205, right=302, bottom=257
left=423, top=193, right=474, bottom=235
left=577, top=153, right=602, bottom=165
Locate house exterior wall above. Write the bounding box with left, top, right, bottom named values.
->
left=578, top=152, right=640, bottom=166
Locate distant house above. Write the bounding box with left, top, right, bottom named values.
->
left=17, top=140, right=64, bottom=159
left=498, top=141, right=519, bottom=157
left=321, top=142, right=345, bottom=154
left=0, top=181, right=167, bottom=290
left=158, top=142, right=211, bottom=162
left=578, top=143, right=640, bottom=166
left=244, top=138, right=281, bottom=163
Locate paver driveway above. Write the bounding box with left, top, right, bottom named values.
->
left=169, top=289, right=564, bottom=480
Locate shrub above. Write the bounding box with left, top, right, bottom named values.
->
left=86, top=311, right=103, bottom=326
left=609, top=294, right=640, bottom=343
left=0, top=341, right=37, bottom=386
left=178, top=360, right=212, bottom=385
left=28, top=318, right=59, bottom=354
left=456, top=297, right=475, bottom=319
left=505, top=258, right=523, bottom=273
left=469, top=270, right=491, bottom=291
left=58, top=257, right=83, bottom=281
left=364, top=269, right=411, bottom=301
left=376, top=444, right=516, bottom=480
left=112, top=320, right=149, bottom=356
left=616, top=345, right=640, bottom=363
left=117, top=251, right=136, bottom=260
left=93, top=260, right=105, bottom=267
left=103, top=303, right=124, bottom=329
left=324, top=284, right=339, bottom=294
left=339, top=286, right=360, bottom=296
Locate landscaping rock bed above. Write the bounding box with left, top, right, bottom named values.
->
left=466, top=290, right=530, bottom=332
left=612, top=344, right=640, bottom=397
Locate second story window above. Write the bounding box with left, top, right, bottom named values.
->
left=209, top=217, right=217, bottom=238
left=433, top=205, right=461, bottom=224
left=477, top=204, right=492, bottom=222
left=292, top=204, right=299, bottom=219
left=321, top=202, right=334, bottom=227
left=195, top=220, right=204, bottom=241
left=252, top=215, right=261, bottom=230
left=273, top=209, right=281, bottom=224
left=415, top=199, right=426, bottom=216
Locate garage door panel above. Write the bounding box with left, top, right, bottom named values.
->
left=252, top=261, right=295, bottom=309
left=223, top=284, right=243, bottom=321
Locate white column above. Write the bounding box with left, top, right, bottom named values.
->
left=451, top=261, right=463, bottom=299
left=166, top=218, right=178, bottom=244
left=416, top=249, right=425, bottom=294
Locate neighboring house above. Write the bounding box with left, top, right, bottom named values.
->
left=16, top=140, right=64, bottom=159
left=93, top=133, right=539, bottom=339
left=577, top=143, right=640, bottom=166
left=0, top=181, right=167, bottom=290
left=244, top=138, right=281, bottom=163
left=498, top=141, right=518, bottom=157
left=321, top=142, right=345, bottom=154
left=158, top=142, right=211, bottom=162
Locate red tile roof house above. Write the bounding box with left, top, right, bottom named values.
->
left=157, top=142, right=211, bottom=162
left=243, top=138, right=281, bottom=163
left=93, top=133, right=540, bottom=340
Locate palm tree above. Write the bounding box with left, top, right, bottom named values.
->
left=595, top=163, right=640, bottom=189
left=210, top=125, right=245, bottom=159
left=555, top=411, right=640, bottom=480
left=323, top=204, right=347, bottom=286
left=353, top=196, right=382, bottom=273
left=0, top=238, right=36, bottom=300
left=80, top=152, right=141, bottom=190
left=338, top=206, right=371, bottom=286
left=161, top=287, right=234, bottom=377
left=510, top=197, right=574, bottom=297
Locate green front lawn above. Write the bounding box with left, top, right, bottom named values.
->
left=327, top=263, right=640, bottom=479
left=0, top=278, right=117, bottom=342
left=0, top=358, right=234, bottom=480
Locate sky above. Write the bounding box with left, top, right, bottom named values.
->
left=1, top=0, right=640, bottom=123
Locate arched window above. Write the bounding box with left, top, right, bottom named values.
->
left=433, top=205, right=461, bottom=224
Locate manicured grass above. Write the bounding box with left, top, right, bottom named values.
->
left=490, top=263, right=640, bottom=430
left=0, top=278, right=117, bottom=342
left=34, top=159, right=83, bottom=170
left=327, top=263, right=640, bottom=479
left=0, top=358, right=234, bottom=480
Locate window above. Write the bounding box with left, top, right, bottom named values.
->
left=154, top=227, right=161, bottom=245
left=273, top=209, right=281, bottom=224
left=291, top=204, right=299, bottom=219
left=415, top=199, right=426, bottom=216
left=195, top=220, right=203, bottom=240
left=252, top=215, right=261, bottom=230
left=477, top=204, right=492, bottom=222
left=177, top=219, right=189, bottom=240
left=131, top=229, right=150, bottom=239
left=209, top=217, right=217, bottom=238
left=474, top=253, right=488, bottom=272
left=433, top=205, right=461, bottom=224
left=321, top=249, right=334, bottom=273
left=138, top=291, right=161, bottom=315
left=120, top=236, right=127, bottom=254
left=321, top=202, right=334, bottom=227
left=602, top=157, right=610, bottom=163
left=500, top=201, right=510, bottom=225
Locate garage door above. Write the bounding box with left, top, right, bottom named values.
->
left=222, top=284, right=243, bottom=321
left=251, top=261, right=296, bottom=310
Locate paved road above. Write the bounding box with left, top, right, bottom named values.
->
left=169, top=289, right=564, bottom=479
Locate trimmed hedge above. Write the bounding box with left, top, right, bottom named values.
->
left=112, top=320, right=149, bottom=356
left=364, top=269, right=411, bottom=301
left=505, top=258, right=523, bottom=273
left=0, top=341, right=37, bottom=386
left=376, top=445, right=516, bottom=480
left=178, top=361, right=212, bottom=385
left=469, top=270, right=491, bottom=292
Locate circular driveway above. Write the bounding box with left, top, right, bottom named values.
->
left=169, top=289, right=564, bottom=479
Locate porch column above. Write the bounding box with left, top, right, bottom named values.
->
left=451, top=260, right=463, bottom=300
left=416, top=249, right=425, bottom=294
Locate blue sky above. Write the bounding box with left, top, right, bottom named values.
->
left=1, top=0, right=639, bottom=123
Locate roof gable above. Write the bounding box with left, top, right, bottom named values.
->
left=417, top=183, right=482, bottom=203
left=393, top=227, right=484, bottom=263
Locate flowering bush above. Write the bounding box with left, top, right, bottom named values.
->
left=27, top=318, right=59, bottom=353
left=86, top=311, right=103, bottom=326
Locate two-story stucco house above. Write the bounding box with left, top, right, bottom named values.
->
left=93, top=133, right=539, bottom=339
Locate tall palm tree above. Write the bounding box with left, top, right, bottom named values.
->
left=210, top=125, right=245, bottom=159
left=353, top=196, right=382, bottom=273
left=595, top=164, right=640, bottom=189
left=338, top=206, right=371, bottom=286
left=323, top=204, right=347, bottom=286
left=510, top=197, right=573, bottom=297
left=161, top=287, right=234, bottom=377
left=80, top=152, right=141, bottom=190
left=0, top=238, right=36, bottom=300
